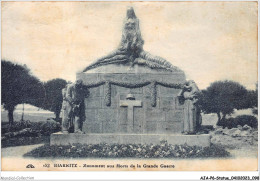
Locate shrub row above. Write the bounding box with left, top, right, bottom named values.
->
left=24, top=142, right=230, bottom=158
left=218, top=115, right=258, bottom=129
left=1, top=120, right=61, bottom=136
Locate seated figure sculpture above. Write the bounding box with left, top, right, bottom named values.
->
left=82, top=7, right=179, bottom=72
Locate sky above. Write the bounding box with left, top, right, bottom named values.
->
left=1, top=1, right=258, bottom=90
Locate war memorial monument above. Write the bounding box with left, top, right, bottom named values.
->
left=50, top=7, right=210, bottom=147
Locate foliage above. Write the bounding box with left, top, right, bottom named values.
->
left=1, top=60, right=45, bottom=124
left=24, top=142, right=230, bottom=158
left=1, top=60, right=68, bottom=123
left=252, top=108, right=258, bottom=115
left=1, top=120, right=61, bottom=136
left=1, top=120, right=60, bottom=148
left=39, top=120, right=61, bottom=135
left=243, top=90, right=258, bottom=108
left=198, top=80, right=250, bottom=125
left=41, top=79, right=67, bottom=120
left=243, top=90, right=258, bottom=115
left=4, top=120, right=32, bottom=133
left=218, top=115, right=258, bottom=129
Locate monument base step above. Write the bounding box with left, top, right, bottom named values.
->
left=50, top=132, right=211, bottom=147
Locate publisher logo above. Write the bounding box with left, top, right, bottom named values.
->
left=26, top=164, right=35, bottom=168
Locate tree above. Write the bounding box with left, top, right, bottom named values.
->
left=1, top=60, right=45, bottom=125
left=243, top=90, right=258, bottom=109
left=42, top=78, right=67, bottom=121
left=198, top=80, right=249, bottom=125
left=245, top=85, right=258, bottom=115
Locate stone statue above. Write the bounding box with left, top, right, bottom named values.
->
left=82, top=7, right=179, bottom=72
left=61, top=84, right=70, bottom=133
left=179, top=80, right=200, bottom=101
left=61, top=80, right=89, bottom=134
left=178, top=80, right=202, bottom=134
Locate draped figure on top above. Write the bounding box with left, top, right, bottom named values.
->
left=82, top=7, right=179, bottom=73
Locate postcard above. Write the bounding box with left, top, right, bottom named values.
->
left=1, top=1, right=258, bottom=177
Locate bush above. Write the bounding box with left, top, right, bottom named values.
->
left=1, top=120, right=61, bottom=136
left=236, top=115, right=258, bottom=128
left=2, top=120, right=32, bottom=134
left=39, top=120, right=61, bottom=136
left=218, top=115, right=258, bottom=129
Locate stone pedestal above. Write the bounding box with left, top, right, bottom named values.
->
left=77, top=64, right=188, bottom=135
left=50, top=132, right=211, bottom=147
left=53, top=65, right=208, bottom=147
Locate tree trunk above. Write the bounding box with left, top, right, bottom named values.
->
left=222, top=113, right=227, bottom=120
left=55, top=110, right=61, bottom=123
left=216, top=112, right=222, bottom=126
left=55, top=112, right=59, bottom=120
left=8, top=108, right=14, bottom=125
left=21, top=103, right=24, bottom=121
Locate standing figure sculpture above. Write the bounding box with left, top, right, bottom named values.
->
left=61, top=84, right=70, bottom=133
left=62, top=80, right=89, bottom=134
left=178, top=80, right=202, bottom=134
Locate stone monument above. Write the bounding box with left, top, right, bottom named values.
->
left=51, top=7, right=210, bottom=147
